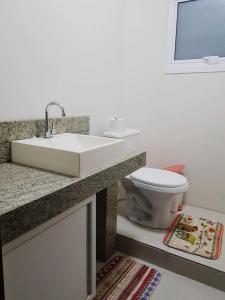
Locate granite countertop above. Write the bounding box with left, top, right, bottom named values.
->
left=0, top=163, right=80, bottom=217
left=0, top=152, right=146, bottom=245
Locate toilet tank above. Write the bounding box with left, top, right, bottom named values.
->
left=104, top=128, right=140, bottom=155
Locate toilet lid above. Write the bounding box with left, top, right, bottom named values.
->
left=130, top=168, right=187, bottom=188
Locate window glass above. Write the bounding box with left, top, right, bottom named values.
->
left=175, top=0, right=225, bottom=60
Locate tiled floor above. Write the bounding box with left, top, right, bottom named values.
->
left=117, top=204, right=225, bottom=272
left=97, top=252, right=225, bottom=300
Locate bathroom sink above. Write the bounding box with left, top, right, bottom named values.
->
left=11, top=133, right=126, bottom=177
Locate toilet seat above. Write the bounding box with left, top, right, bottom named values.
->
left=129, top=167, right=189, bottom=193
left=131, top=179, right=189, bottom=193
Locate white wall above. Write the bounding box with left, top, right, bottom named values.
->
left=0, top=0, right=124, bottom=132
left=120, top=0, right=225, bottom=213
left=0, top=0, right=225, bottom=213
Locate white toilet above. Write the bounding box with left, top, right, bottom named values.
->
left=122, top=167, right=189, bottom=229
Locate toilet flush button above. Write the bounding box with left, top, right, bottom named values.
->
left=130, top=167, right=187, bottom=188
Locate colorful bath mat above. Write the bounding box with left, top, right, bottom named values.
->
left=163, top=214, right=224, bottom=259
left=94, top=256, right=161, bottom=300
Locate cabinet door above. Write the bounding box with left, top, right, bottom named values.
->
left=3, top=196, right=96, bottom=300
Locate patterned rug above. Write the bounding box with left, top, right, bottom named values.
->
left=163, top=214, right=224, bottom=259
left=94, top=256, right=161, bottom=300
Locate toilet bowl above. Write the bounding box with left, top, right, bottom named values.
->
left=122, top=167, right=189, bottom=229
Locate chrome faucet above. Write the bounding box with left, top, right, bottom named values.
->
left=44, top=101, right=66, bottom=138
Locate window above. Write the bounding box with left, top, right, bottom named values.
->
left=166, top=0, right=225, bottom=74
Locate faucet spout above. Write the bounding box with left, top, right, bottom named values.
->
left=44, top=101, right=66, bottom=138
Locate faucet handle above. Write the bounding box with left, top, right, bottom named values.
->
left=45, top=130, right=53, bottom=138
left=50, top=121, right=57, bottom=135
left=50, top=128, right=57, bottom=135
left=45, top=121, right=57, bottom=138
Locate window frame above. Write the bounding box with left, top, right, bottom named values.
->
left=165, top=0, right=225, bottom=74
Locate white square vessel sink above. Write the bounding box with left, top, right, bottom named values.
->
left=11, top=133, right=126, bottom=177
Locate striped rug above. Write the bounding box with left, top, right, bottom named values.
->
left=94, top=256, right=161, bottom=300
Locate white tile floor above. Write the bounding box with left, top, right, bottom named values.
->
left=97, top=252, right=225, bottom=300
left=130, top=254, right=225, bottom=300
left=117, top=205, right=225, bottom=272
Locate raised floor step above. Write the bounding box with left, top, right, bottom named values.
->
left=117, top=205, right=225, bottom=291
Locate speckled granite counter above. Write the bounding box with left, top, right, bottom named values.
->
left=0, top=152, right=146, bottom=259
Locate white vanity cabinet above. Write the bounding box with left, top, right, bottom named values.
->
left=2, top=196, right=96, bottom=300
